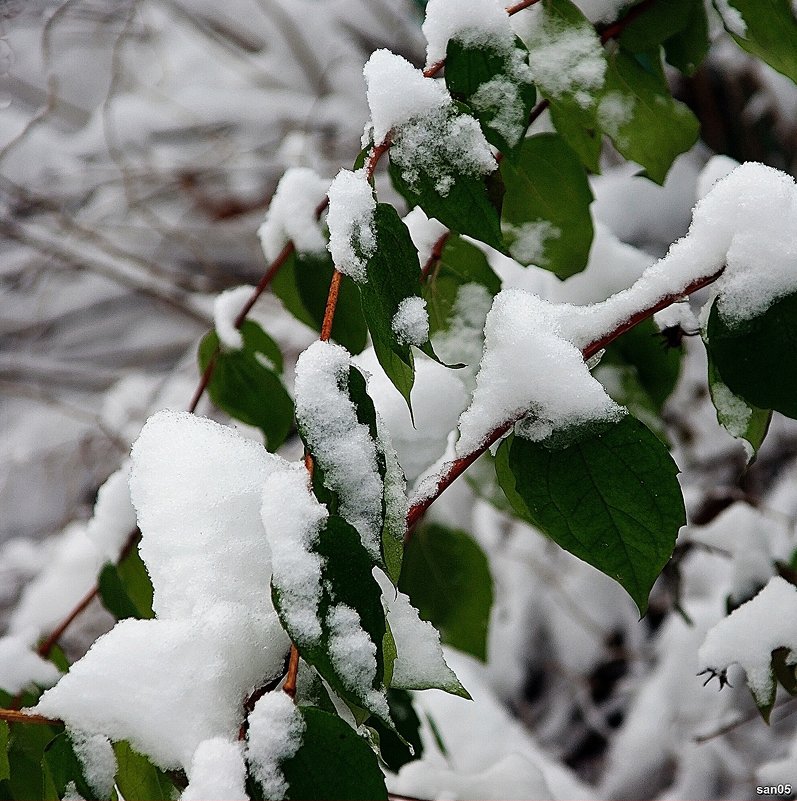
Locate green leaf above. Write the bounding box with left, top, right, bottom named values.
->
left=495, top=415, right=686, bottom=614
left=42, top=733, right=98, bottom=801
left=280, top=707, right=388, bottom=801
left=98, top=543, right=154, bottom=621
left=707, top=355, right=772, bottom=460
left=619, top=0, right=696, bottom=52
left=663, top=1, right=710, bottom=75
left=716, top=0, right=797, bottom=84
left=423, top=234, right=500, bottom=338
left=272, top=251, right=368, bottom=354
left=0, top=723, right=9, bottom=783
left=113, top=741, right=176, bottom=801
left=707, top=292, right=797, bottom=419
left=399, top=524, right=493, bottom=661
left=388, top=157, right=504, bottom=253
left=198, top=320, right=294, bottom=451
left=598, top=50, right=699, bottom=184
left=272, top=515, right=390, bottom=723
left=500, top=133, right=594, bottom=277
left=548, top=103, right=602, bottom=173
left=445, top=37, right=536, bottom=156
left=3, top=722, right=61, bottom=801
left=368, top=689, right=424, bottom=773
left=359, top=204, right=428, bottom=406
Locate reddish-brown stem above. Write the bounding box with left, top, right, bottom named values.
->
left=282, top=644, right=301, bottom=699
left=506, top=0, right=542, bottom=14
left=600, top=0, right=658, bottom=44
left=421, top=232, right=450, bottom=282
left=0, top=708, right=60, bottom=726
left=527, top=98, right=550, bottom=127
left=320, top=270, right=343, bottom=342
left=406, top=268, right=725, bottom=534
left=188, top=351, right=218, bottom=414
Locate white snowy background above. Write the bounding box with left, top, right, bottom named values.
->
left=4, top=0, right=797, bottom=798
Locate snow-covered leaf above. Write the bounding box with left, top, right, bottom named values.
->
left=495, top=415, right=686, bottom=614
left=368, top=689, right=424, bottom=773
left=42, top=733, right=101, bottom=801
left=500, top=133, right=594, bottom=277
left=399, top=524, right=493, bottom=661
left=445, top=37, right=536, bottom=156
left=715, top=0, right=797, bottom=85
left=198, top=321, right=294, bottom=451
left=423, top=234, right=501, bottom=338
left=280, top=707, right=387, bottom=801
left=707, top=290, right=797, bottom=420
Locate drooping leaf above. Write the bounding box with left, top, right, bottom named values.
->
left=113, top=741, right=176, bottom=801
left=399, top=524, right=493, bottom=661
left=0, top=723, right=9, bottom=783
left=388, top=154, right=503, bottom=252
left=423, top=234, right=501, bottom=338
left=662, top=0, right=710, bottom=75
left=618, top=0, right=696, bottom=53
left=2, top=721, right=61, bottom=801
left=280, top=707, right=388, bottom=801
left=98, top=543, right=154, bottom=621
left=272, top=251, right=368, bottom=354
left=42, top=733, right=99, bottom=801
left=707, top=292, right=797, bottom=419
left=495, top=415, right=686, bottom=614
left=707, top=355, right=772, bottom=461
left=500, top=133, right=594, bottom=277
left=198, top=321, right=294, bottom=451
left=272, top=515, right=390, bottom=724
left=359, top=203, right=434, bottom=407
left=548, top=103, right=602, bottom=173
left=598, top=50, right=699, bottom=184
left=715, top=0, right=797, bottom=85
left=368, top=689, right=424, bottom=773
left=445, top=37, right=536, bottom=156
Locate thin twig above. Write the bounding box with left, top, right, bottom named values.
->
left=0, top=709, right=61, bottom=727
left=420, top=232, right=450, bottom=282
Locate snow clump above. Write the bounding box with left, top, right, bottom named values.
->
left=392, top=297, right=430, bottom=346
left=213, top=285, right=254, bottom=350
left=326, top=169, right=376, bottom=283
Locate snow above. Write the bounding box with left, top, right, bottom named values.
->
left=326, top=603, right=389, bottom=719
left=257, top=167, right=330, bottom=261
left=391, top=297, right=430, bottom=346
left=422, top=0, right=514, bottom=68
left=471, top=77, right=529, bottom=148
left=699, top=576, right=797, bottom=706
left=182, top=739, right=248, bottom=801
left=36, top=412, right=291, bottom=769
left=354, top=348, right=468, bottom=484
left=596, top=91, right=634, bottom=146
left=714, top=0, right=747, bottom=36
left=456, top=289, right=624, bottom=456
left=382, top=581, right=461, bottom=692
left=403, top=207, right=448, bottom=268
left=503, top=220, right=562, bottom=267
left=247, top=692, right=305, bottom=800
left=0, top=634, right=61, bottom=694
left=85, top=461, right=137, bottom=563
left=513, top=4, right=606, bottom=108
left=432, top=282, right=494, bottom=370
left=213, top=286, right=255, bottom=350
left=69, top=731, right=117, bottom=799
left=696, top=154, right=739, bottom=200
left=294, top=341, right=383, bottom=560
left=363, top=51, right=496, bottom=196
left=261, top=465, right=327, bottom=645
left=325, top=169, right=376, bottom=283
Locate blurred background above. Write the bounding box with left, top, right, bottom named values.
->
left=4, top=1, right=797, bottom=797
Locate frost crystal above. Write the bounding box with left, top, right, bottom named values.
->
left=392, top=297, right=430, bottom=346
left=247, top=692, right=305, bottom=801
left=294, top=341, right=383, bottom=560
left=326, top=169, right=376, bottom=283
left=257, top=167, right=330, bottom=261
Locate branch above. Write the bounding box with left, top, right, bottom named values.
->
left=0, top=709, right=61, bottom=727
left=406, top=267, right=725, bottom=532
left=420, top=233, right=450, bottom=282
